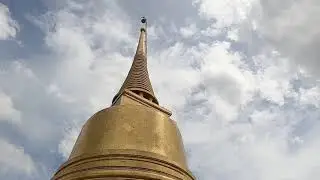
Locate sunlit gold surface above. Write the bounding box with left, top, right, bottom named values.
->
left=52, top=18, right=195, bottom=180
left=52, top=104, right=194, bottom=179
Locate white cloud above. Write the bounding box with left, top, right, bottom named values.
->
left=185, top=101, right=320, bottom=180
left=227, top=28, right=240, bottom=41
left=253, top=53, right=296, bottom=105
left=0, top=60, right=68, bottom=145
left=200, top=41, right=256, bottom=120
left=194, top=0, right=257, bottom=27
left=150, top=42, right=201, bottom=112
left=0, top=138, right=36, bottom=176
left=0, top=91, right=20, bottom=123
left=58, top=119, right=83, bottom=158
left=253, top=0, right=320, bottom=77
left=245, top=108, right=320, bottom=180
left=1, top=1, right=320, bottom=180
left=33, top=0, right=134, bottom=111
left=0, top=3, right=18, bottom=40
left=300, top=86, right=320, bottom=107
left=180, top=23, right=198, bottom=38
left=30, top=0, right=136, bottom=158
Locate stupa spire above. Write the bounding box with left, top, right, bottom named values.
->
left=112, top=17, right=159, bottom=105
left=52, top=17, right=195, bottom=180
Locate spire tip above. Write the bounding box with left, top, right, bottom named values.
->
left=141, top=17, right=147, bottom=24
left=140, top=17, right=147, bottom=32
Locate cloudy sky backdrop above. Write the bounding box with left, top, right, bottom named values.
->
left=1, top=0, right=320, bottom=179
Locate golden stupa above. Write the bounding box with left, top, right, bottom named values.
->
left=52, top=17, right=195, bottom=180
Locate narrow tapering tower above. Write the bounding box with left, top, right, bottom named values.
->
left=52, top=17, right=195, bottom=180
left=112, top=17, right=158, bottom=105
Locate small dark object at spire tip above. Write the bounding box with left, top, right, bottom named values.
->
left=141, top=17, right=147, bottom=24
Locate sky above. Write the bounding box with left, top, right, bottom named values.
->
left=0, top=0, right=320, bottom=179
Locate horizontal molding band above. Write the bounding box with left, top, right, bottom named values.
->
left=54, top=151, right=194, bottom=180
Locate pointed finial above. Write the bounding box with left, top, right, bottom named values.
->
left=141, top=16, right=147, bottom=23
left=141, top=17, right=147, bottom=32
left=111, top=17, right=159, bottom=105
